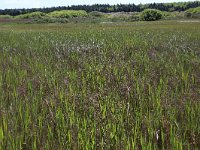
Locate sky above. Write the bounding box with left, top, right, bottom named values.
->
left=0, top=0, right=195, bottom=9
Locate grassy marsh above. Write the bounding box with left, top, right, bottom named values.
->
left=0, top=21, right=200, bottom=149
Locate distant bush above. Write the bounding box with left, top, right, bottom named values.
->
left=130, top=13, right=141, bottom=21
left=185, top=7, right=200, bottom=18
left=106, top=12, right=138, bottom=22
left=48, top=10, right=88, bottom=18
left=107, top=14, right=129, bottom=22
left=15, top=12, right=46, bottom=19
left=163, top=11, right=185, bottom=20
left=0, top=15, right=13, bottom=19
left=186, top=7, right=200, bottom=14
left=141, top=9, right=163, bottom=21
left=89, top=11, right=105, bottom=17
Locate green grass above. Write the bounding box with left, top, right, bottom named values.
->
left=0, top=21, right=200, bottom=149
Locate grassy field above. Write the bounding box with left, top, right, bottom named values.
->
left=0, top=21, right=200, bottom=149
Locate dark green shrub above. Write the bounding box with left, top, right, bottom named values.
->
left=141, top=9, right=163, bottom=21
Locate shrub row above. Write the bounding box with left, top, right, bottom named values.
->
left=2, top=8, right=199, bottom=22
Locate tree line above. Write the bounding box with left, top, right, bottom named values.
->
left=0, top=1, right=200, bottom=16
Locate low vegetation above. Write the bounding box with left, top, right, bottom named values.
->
left=0, top=15, right=13, bottom=19
left=1, top=1, right=200, bottom=16
left=0, top=1, right=199, bottom=23
left=185, top=6, right=200, bottom=18
left=15, top=12, right=46, bottom=19
left=89, top=11, right=105, bottom=18
left=47, top=10, right=88, bottom=18
left=0, top=2, right=199, bottom=24
left=141, top=9, right=163, bottom=21
left=0, top=8, right=198, bottom=24
left=0, top=21, right=200, bottom=149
